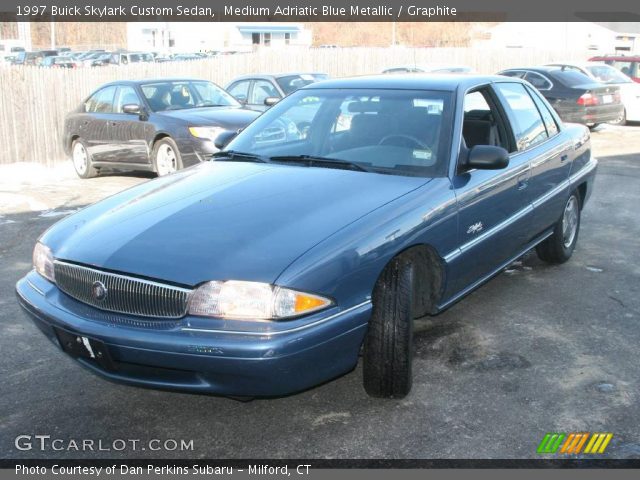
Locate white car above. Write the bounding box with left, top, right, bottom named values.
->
left=546, top=62, right=640, bottom=125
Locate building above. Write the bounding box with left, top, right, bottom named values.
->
left=127, top=22, right=312, bottom=53
left=471, top=22, right=640, bottom=54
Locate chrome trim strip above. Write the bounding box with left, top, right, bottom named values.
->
left=532, top=179, right=570, bottom=209
left=181, top=300, right=372, bottom=336
left=444, top=204, right=534, bottom=263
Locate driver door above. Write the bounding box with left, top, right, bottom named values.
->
left=445, top=87, right=534, bottom=297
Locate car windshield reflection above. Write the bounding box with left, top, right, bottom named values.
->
left=225, top=88, right=452, bottom=177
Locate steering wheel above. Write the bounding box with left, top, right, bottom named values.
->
left=378, top=134, right=428, bottom=149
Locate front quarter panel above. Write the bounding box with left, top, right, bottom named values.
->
left=275, top=177, right=457, bottom=310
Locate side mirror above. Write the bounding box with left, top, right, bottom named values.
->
left=214, top=130, right=238, bottom=150
left=264, top=96, right=280, bottom=107
left=122, top=104, right=142, bottom=115
left=466, top=145, right=510, bottom=170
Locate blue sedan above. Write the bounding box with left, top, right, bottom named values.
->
left=16, top=75, right=596, bottom=398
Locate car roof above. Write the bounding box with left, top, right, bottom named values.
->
left=501, top=66, right=563, bottom=74
left=228, top=73, right=326, bottom=82
left=590, top=55, right=640, bottom=61
left=100, top=78, right=215, bottom=87
left=301, top=74, right=511, bottom=91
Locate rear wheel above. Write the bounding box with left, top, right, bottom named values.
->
left=153, top=137, right=183, bottom=176
left=536, top=191, right=581, bottom=264
left=609, top=108, right=627, bottom=126
left=363, top=257, right=414, bottom=398
left=71, top=138, right=97, bottom=179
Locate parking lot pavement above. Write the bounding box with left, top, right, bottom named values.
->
left=1, top=124, right=639, bottom=460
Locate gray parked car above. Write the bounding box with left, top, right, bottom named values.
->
left=226, top=73, right=329, bottom=112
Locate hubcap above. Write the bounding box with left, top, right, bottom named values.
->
left=562, top=196, right=579, bottom=248
left=72, top=143, right=88, bottom=175
left=156, top=144, right=177, bottom=176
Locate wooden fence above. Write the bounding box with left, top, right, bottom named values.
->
left=0, top=47, right=591, bottom=166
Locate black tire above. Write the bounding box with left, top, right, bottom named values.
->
left=71, top=138, right=97, bottom=179
left=363, top=257, right=414, bottom=398
left=609, top=109, right=627, bottom=126
left=536, top=191, right=581, bottom=264
left=152, top=137, right=183, bottom=176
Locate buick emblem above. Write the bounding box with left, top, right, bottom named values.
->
left=91, top=281, right=108, bottom=301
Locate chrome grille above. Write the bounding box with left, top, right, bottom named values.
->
left=54, top=261, right=191, bottom=319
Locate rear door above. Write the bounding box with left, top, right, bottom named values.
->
left=82, top=85, right=118, bottom=162
left=495, top=82, right=572, bottom=236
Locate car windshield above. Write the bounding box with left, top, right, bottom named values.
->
left=585, top=64, right=632, bottom=84
left=225, top=88, right=452, bottom=177
left=140, top=81, right=239, bottom=112
left=276, top=74, right=326, bottom=95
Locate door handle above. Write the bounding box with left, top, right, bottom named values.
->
left=561, top=154, right=569, bottom=162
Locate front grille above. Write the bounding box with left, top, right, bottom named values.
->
left=54, top=261, right=191, bottom=319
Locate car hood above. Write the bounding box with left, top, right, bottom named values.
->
left=156, top=107, right=260, bottom=129
left=44, top=162, right=430, bottom=286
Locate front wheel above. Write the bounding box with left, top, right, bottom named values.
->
left=363, top=257, right=414, bottom=398
left=71, top=139, right=97, bottom=179
left=152, top=138, right=183, bottom=176
left=536, top=191, right=581, bottom=264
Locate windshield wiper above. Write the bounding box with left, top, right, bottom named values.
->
left=269, top=155, right=371, bottom=172
left=212, top=151, right=270, bottom=163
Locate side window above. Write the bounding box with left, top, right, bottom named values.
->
left=524, top=72, right=552, bottom=90
left=525, top=85, right=559, bottom=137
left=462, top=89, right=510, bottom=152
left=495, top=83, right=548, bottom=151
left=250, top=80, right=279, bottom=105
left=114, top=86, right=141, bottom=113
left=85, top=86, right=117, bottom=113
left=227, top=81, right=250, bottom=102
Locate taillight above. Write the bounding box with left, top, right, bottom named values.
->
left=577, top=92, right=599, bottom=106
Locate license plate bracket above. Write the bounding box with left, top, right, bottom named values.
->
left=54, top=327, right=117, bottom=371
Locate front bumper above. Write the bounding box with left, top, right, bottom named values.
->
left=16, top=271, right=370, bottom=397
left=176, top=138, right=219, bottom=168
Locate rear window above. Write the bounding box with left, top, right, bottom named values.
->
left=550, top=70, right=595, bottom=87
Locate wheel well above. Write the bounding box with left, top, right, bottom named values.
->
left=576, top=182, right=588, bottom=210
left=151, top=133, right=171, bottom=152
left=376, top=244, right=445, bottom=318
left=69, top=134, right=79, bottom=150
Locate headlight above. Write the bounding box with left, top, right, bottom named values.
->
left=33, top=242, right=55, bottom=283
left=188, top=281, right=332, bottom=320
left=188, top=126, right=226, bottom=142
